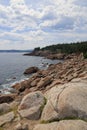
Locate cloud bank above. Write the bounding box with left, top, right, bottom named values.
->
left=0, top=0, right=87, bottom=49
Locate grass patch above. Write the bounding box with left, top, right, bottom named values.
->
left=10, top=105, right=18, bottom=117
left=40, top=120, right=50, bottom=124
left=41, top=118, right=60, bottom=124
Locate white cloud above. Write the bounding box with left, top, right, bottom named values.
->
left=0, top=0, right=87, bottom=49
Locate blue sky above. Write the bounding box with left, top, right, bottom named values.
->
left=0, top=0, right=87, bottom=50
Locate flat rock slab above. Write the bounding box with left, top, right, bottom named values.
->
left=0, top=112, right=14, bottom=126
left=33, top=120, right=87, bottom=130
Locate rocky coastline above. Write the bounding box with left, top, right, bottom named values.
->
left=24, top=50, right=66, bottom=60
left=0, top=53, right=87, bottom=130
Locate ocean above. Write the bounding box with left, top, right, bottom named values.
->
left=0, top=53, right=59, bottom=94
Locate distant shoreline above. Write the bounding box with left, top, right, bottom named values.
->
left=0, top=50, right=33, bottom=53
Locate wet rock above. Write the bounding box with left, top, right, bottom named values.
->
left=24, top=67, right=39, bottom=75
left=0, top=94, right=15, bottom=104
left=12, top=77, right=16, bottom=79
left=20, top=81, right=29, bottom=91
left=12, top=81, right=29, bottom=93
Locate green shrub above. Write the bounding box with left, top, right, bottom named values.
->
left=84, top=52, right=87, bottom=58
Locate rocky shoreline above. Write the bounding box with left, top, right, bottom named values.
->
left=24, top=50, right=66, bottom=60
left=12, top=53, right=85, bottom=93
left=0, top=53, right=87, bottom=130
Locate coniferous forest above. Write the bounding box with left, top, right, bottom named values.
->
left=40, top=41, right=87, bottom=58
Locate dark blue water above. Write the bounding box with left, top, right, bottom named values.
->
left=0, top=53, right=59, bottom=93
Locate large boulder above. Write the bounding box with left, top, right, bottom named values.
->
left=58, top=81, right=87, bottom=120
left=33, top=120, right=87, bottom=130
left=18, top=91, right=46, bottom=120
left=24, top=67, right=39, bottom=75
left=19, top=91, right=45, bottom=110
left=41, top=80, right=87, bottom=121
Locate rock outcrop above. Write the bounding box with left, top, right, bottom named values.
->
left=24, top=50, right=52, bottom=57
left=41, top=80, right=87, bottom=121
left=57, top=81, right=87, bottom=120
left=46, top=53, right=66, bottom=60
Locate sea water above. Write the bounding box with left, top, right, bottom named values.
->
left=0, top=53, right=59, bottom=94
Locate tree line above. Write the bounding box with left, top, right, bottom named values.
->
left=39, top=41, right=87, bottom=58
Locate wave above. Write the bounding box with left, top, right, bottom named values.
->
left=0, top=77, right=29, bottom=94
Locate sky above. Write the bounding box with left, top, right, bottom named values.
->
left=0, top=0, right=87, bottom=50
